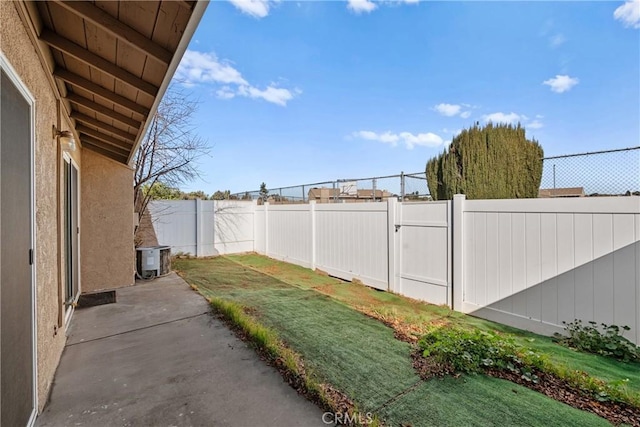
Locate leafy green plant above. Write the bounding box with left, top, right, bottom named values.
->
left=419, top=326, right=640, bottom=407
left=418, top=327, right=545, bottom=381
left=555, top=320, right=639, bottom=363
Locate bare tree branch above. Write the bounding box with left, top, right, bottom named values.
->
left=134, top=85, right=209, bottom=232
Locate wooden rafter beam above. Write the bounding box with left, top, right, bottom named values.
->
left=40, top=29, right=158, bottom=96
left=80, top=134, right=131, bottom=157
left=53, top=0, right=173, bottom=65
left=176, top=1, right=194, bottom=10
left=82, top=139, right=129, bottom=164
left=77, top=125, right=133, bottom=152
left=53, top=68, right=149, bottom=116
left=65, top=93, right=142, bottom=129
left=72, top=112, right=137, bottom=143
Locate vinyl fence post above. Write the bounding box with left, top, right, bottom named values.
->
left=264, top=201, right=270, bottom=257
left=195, top=198, right=202, bottom=258
left=387, top=197, right=397, bottom=292
left=252, top=199, right=258, bottom=252
left=452, top=194, right=466, bottom=311
left=310, top=201, right=316, bottom=270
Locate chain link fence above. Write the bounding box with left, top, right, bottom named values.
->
left=229, top=146, right=639, bottom=203
left=230, top=172, right=429, bottom=204
left=540, top=147, right=639, bottom=196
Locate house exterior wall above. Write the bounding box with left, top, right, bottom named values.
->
left=80, top=149, right=134, bottom=292
left=1, top=1, right=74, bottom=411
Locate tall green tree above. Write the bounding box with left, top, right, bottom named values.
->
left=259, top=182, right=269, bottom=201
left=182, top=190, right=209, bottom=200
left=142, top=182, right=183, bottom=200
left=426, top=123, right=543, bottom=200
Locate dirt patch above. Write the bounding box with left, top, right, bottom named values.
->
left=263, top=265, right=282, bottom=275
left=488, top=368, right=640, bottom=427
left=359, top=307, right=437, bottom=343
left=315, top=268, right=330, bottom=276
left=315, top=283, right=339, bottom=297
left=410, top=348, right=640, bottom=427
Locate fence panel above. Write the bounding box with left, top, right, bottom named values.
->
left=149, top=200, right=202, bottom=255
left=460, top=197, right=640, bottom=345
left=149, top=200, right=255, bottom=257
left=214, top=201, right=255, bottom=255
left=265, top=204, right=313, bottom=268
left=315, top=203, right=389, bottom=289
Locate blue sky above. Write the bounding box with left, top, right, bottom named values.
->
left=174, top=0, right=640, bottom=195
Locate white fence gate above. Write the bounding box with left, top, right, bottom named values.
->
left=395, top=201, right=452, bottom=305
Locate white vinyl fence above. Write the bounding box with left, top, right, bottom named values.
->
left=149, top=200, right=255, bottom=257
left=454, top=195, right=640, bottom=344
left=149, top=196, right=640, bottom=345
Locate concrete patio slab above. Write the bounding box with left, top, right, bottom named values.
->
left=37, top=273, right=326, bottom=427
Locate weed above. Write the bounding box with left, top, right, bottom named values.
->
left=418, top=327, right=544, bottom=380
left=555, top=320, right=639, bottom=363
left=419, top=326, right=640, bottom=407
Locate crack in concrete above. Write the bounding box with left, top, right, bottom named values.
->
left=65, top=312, right=211, bottom=347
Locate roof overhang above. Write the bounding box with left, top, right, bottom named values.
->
left=19, top=0, right=208, bottom=166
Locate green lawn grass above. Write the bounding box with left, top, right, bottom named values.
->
left=175, top=256, right=611, bottom=426
left=226, top=253, right=640, bottom=398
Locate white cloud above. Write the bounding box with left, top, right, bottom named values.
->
left=614, top=0, right=640, bottom=29
left=228, top=0, right=275, bottom=18
left=176, top=51, right=247, bottom=86
left=543, top=74, right=579, bottom=93
left=434, top=103, right=461, bottom=117
left=216, top=86, right=236, bottom=100
left=347, top=0, right=378, bottom=14
left=399, top=132, right=443, bottom=149
left=176, top=50, right=299, bottom=106
left=434, top=103, right=472, bottom=118
left=480, top=111, right=543, bottom=129
left=549, top=33, right=566, bottom=48
left=352, top=130, right=443, bottom=149
left=528, top=120, right=544, bottom=129
left=482, top=112, right=522, bottom=124
left=352, top=131, right=399, bottom=145
left=238, top=85, right=298, bottom=106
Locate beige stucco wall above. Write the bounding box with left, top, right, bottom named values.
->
left=81, top=148, right=135, bottom=292
left=0, top=1, right=74, bottom=412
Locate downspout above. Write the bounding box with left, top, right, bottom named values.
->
left=55, top=99, right=63, bottom=329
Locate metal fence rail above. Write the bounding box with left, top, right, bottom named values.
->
left=229, top=146, right=639, bottom=202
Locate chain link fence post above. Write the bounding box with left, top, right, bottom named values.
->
left=372, top=178, right=377, bottom=202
